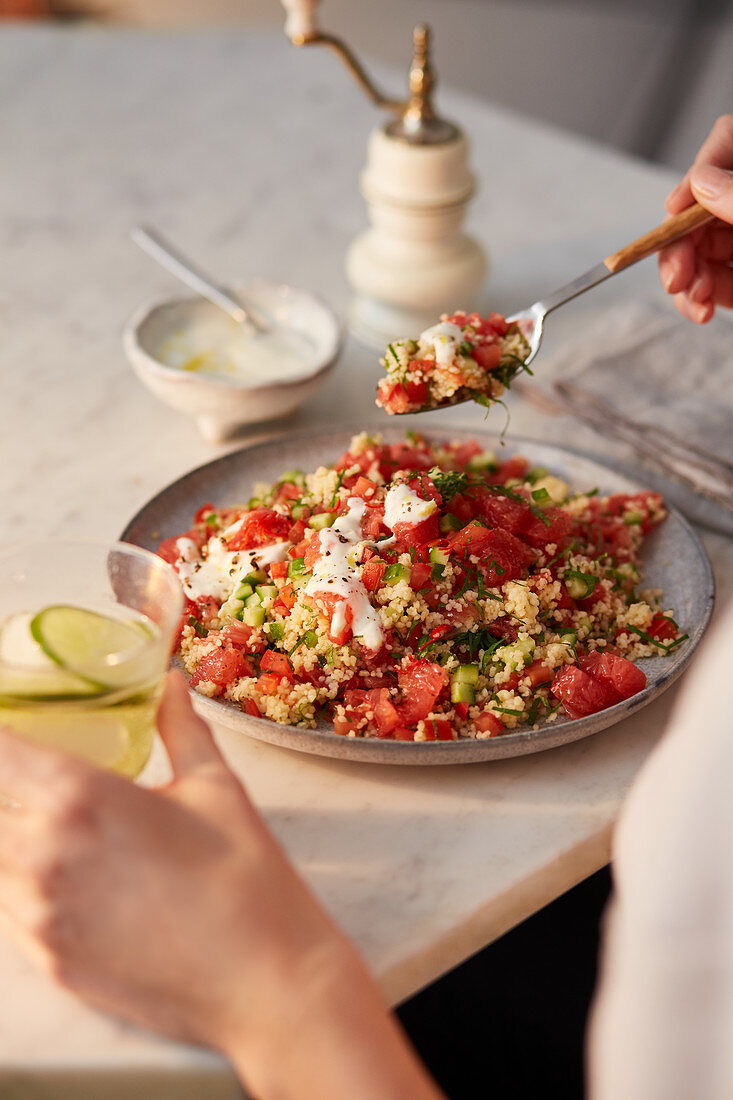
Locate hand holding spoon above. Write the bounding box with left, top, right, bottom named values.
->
left=376, top=202, right=714, bottom=415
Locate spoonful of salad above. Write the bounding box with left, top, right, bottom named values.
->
left=376, top=201, right=713, bottom=415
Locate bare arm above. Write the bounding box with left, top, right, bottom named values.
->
left=0, top=672, right=445, bottom=1100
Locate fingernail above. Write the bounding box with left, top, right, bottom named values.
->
left=691, top=165, right=728, bottom=200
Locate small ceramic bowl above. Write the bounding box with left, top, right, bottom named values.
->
left=123, top=280, right=342, bottom=442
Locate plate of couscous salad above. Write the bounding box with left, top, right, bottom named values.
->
left=122, top=425, right=714, bottom=764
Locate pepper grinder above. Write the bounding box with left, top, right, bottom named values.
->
left=282, top=1, right=487, bottom=348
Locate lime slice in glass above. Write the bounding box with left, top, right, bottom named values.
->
left=30, top=605, right=154, bottom=690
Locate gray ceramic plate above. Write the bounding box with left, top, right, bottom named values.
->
left=121, top=424, right=715, bottom=765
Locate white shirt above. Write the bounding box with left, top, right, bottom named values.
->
left=589, top=600, right=733, bottom=1099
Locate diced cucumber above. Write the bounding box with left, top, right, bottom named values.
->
left=429, top=547, right=450, bottom=566
left=383, top=563, right=410, bottom=586
left=466, top=450, right=498, bottom=472
left=623, top=510, right=644, bottom=526
left=526, top=465, right=549, bottom=483
left=497, top=637, right=535, bottom=671
left=219, top=597, right=244, bottom=622
left=287, top=557, right=308, bottom=578
left=451, top=681, right=475, bottom=705
left=233, top=582, right=254, bottom=600
left=565, top=572, right=597, bottom=600
left=308, top=512, right=337, bottom=530
left=302, top=630, right=318, bottom=648
left=245, top=593, right=263, bottom=609
left=255, top=584, right=278, bottom=600
left=248, top=496, right=264, bottom=510
left=439, top=514, right=462, bottom=533
left=280, top=469, right=305, bottom=484
left=267, top=621, right=285, bottom=641
left=240, top=569, right=267, bottom=586
left=289, top=572, right=312, bottom=590
left=452, top=664, right=479, bottom=685
left=290, top=504, right=309, bottom=521
left=242, top=606, right=266, bottom=628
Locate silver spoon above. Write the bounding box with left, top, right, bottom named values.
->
left=507, top=201, right=713, bottom=370
left=131, top=224, right=267, bottom=333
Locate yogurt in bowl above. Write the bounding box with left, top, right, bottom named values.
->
left=123, top=280, right=342, bottom=442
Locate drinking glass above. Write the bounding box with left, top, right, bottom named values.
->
left=0, top=540, right=183, bottom=777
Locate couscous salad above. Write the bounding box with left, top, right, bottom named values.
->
left=376, top=311, right=531, bottom=414
left=157, top=433, right=686, bottom=742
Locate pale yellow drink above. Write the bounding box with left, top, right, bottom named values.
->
left=0, top=543, right=183, bottom=779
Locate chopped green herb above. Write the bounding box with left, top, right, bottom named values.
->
left=187, top=616, right=208, bottom=637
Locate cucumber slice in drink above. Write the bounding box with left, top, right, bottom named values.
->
left=29, top=605, right=153, bottom=690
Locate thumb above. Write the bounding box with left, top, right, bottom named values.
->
left=156, top=670, right=225, bottom=777
left=690, top=164, right=733, bottom=225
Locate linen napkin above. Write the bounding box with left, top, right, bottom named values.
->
left=534, top=301, right=733, bottom=535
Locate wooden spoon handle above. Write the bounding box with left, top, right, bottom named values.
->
left=604, top=202, right=714, bottom=274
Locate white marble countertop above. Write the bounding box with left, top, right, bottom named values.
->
left=1, top=25, right=731, bottom=1097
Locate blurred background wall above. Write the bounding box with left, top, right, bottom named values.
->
left=2, top=0, right=731, bottom=171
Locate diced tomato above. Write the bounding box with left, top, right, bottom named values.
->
left=193, top=502, right=216, bottom=524
left=302, top=536, right=325, bottom=571
left=260, top=650, right=294, bottom=679
left=470, top=344, right=502, bottom=371
left=269, top=561, right=289, bottom=580
left=474, top=711, right=504, bottom=736
left=522, top=508, right=572, bottom=550
left=361, top=503, right=388, bottom=539
left=256, top=671, right=282, bottom=695
left=409, top=562, right=432, bottom=589
left=242, top=698, right=261, bottom=717
left=361, top=561, right=387, bottom=592
left=157, top=536, right=183, bottom=565
left=550, top=666, right=620, bottom=719
left=398, top=659, right=448, bottom=724
left=446, top=311, right=509, bottom=338
left=306, top=592, right=354, bottom=646
left=393, top=726, right=418, bottom=741
left=423, top=717, right=453, bottom=741
left=333, top=714, right=357, bottom=736
left=494, top=456, right=529, bottom=484
left=579, top=651, right=646, bottom=700
left=275, top=481, right=302, bottom=504
left=522, top=660, right=554, bottom=688
left=277, top=583, right=297, bottom=611
left=288, top=519, right=307, bottom=544
left=378, top=380, right=411, bottom=413
left=447, top=523, right=533, bottom=585
left=390, top=474, right=442, bottom=547
left=190, top=646, right=254, bottom=691
left=405, top=379, right=429, bottom=407
left=222, top=622, right=265, bottom=652
left=367, top=688, right=401, bottom=737
left=226, top=508, right=291, bottom=551
left=352, top=476, right=378, bottom=499
left=554, top=588, right=578, bottom=612
left=648, top=615, right=677, bottom=642
left=489, top=616, right=520, bottom=643
left=193, top=596, right=220, bottom=627
left=157, top=524, right=207, bottom=565
left=454, top=702, right=470, bottom=720
left=447, top=519, right=492, bottom=555
left=473, top=485, right=529, bottom=534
